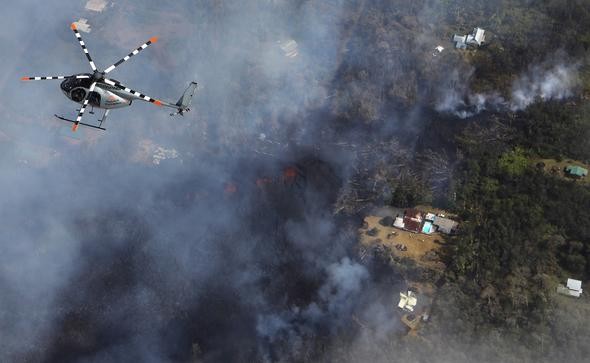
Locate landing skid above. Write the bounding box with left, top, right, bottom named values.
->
left=54, top=109, right=109, bottom=131
left=55, top=115, right=106, bottom=130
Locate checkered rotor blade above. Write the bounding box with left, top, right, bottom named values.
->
left=20, top=75, right=90, bottom=81
left=103, top=37, right=159, bottom=74
left=72, top=81, right=97, bottom=132
left=71, top=23, right=97, bottom=72
left=103, top=78, right=166, bottom=107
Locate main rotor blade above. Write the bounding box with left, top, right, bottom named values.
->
left=20, top=75, right=90, bottom=81
left=103, top=78, right=166, bottom=107
left=71, top=23, right=97, bottom=72
left=103, top=37, right=158, bottom=74
left=72, top=81, right=97, bottom=132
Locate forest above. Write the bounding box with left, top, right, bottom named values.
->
left=328, top=0, right=590, bottom=361
left=401, top=1, right=590, bottom=361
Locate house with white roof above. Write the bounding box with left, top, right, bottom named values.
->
left=398, top=291, right=418, bottom=312
left=557, top=278, right=583, bottom=297
left=85, top=0, right=108, bottom=12
left=454, top=28, right=486, bottom=49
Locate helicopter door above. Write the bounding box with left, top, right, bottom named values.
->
left=88, top=91, right=101, bottom=107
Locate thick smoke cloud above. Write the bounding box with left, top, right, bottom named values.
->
left=0, top=1, right=387, bottom=361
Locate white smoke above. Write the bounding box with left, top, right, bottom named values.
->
left=436, top=59, right=579, bottom=118
left=255, top=257, right=368, bottom=345
left=510, top=63, right=579, bottom=110
left=318, top=257, right=369, bottom=318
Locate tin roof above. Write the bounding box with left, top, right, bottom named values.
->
left=565, top=165, right=588, bottom=177
left=433, top=216, right=458, bottom=232
left=85, top=0, right=108, bottom=12
left=472, top=28, right=486, bottom=44
left=567, top=278, right=582, bottom=292
left=403, top=218, right=421, bottom=232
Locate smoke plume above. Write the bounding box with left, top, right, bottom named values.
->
left=436, top=58, right=580, bottom=118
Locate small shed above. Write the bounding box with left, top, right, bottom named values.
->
left=432, top=45, right=445, bottom=56
left=565, top=165, right=588, bottom=178
left=557, top=278, right=583, bottom=297
left=85, top=0, right=108, bottom=12
left=278, top=39, right=298, bottom=58
left=393, top=217, right=405, bottom=229
left=398, top=291, right=418, bottom=312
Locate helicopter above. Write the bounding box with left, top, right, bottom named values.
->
left=21, top=22, right=198, bottom=131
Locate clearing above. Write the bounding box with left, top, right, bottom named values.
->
left=360, top=215, right=446, bottom=271
left=535, top=158, right=590, bottom=185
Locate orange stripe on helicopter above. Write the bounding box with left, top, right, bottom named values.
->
left=71, top=23, right=77, bottom=30
left=21, top=77, right=29, bottom=81
left=154, top=100, right=162, bottom=106
left=72, top=123, right=79, bottom=132
left=149, top=36, right=159, bottom=44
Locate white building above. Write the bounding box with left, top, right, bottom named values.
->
left=557, top=278, right=583, bottom=297
left=398, top=291, right=418, bottom=312
left=433, top=45, right=445, bottom=57
left=85, top=0, right=108, bottom=12
left=454, top=28, right=486, bottom=49
left=278, top=39, right=298, bottom=58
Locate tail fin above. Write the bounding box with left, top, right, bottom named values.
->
left=175, top=82, right=198, bottom=113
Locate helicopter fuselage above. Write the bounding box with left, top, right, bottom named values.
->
left=22, top=23, right=198, bottom=132
left=60, top=74, right=133, bottom=109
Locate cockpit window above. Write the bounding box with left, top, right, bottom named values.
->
left=60, top=75, right=93, bottom=92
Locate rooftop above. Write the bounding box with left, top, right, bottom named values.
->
left=470, top=28, right=486, bottom=45
left=565, top=165, right=588, bottom=177
left=403, top=218, right=422, bottom=233
left=433, top=216, right=458, bottom=233
left=85, top=0, right=108, bottom=12
left=399, top=291, right=418, bottom=312
left=278, top=39, right=298, bottom=58
left=567, top=278, right=582, bottom=292
left=557, top=278, right=583, bottom=298
left=453, top=27, right=486, bottom=49
left=405, top=208, right=423, bottom=221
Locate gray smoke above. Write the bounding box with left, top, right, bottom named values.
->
left=510, top=63, right=579, bottom=110
left=2, top=1, right=588, bottom=362
left=0, top=1, right=384, bottom=361
left=435, top=59, right=579, bottom=118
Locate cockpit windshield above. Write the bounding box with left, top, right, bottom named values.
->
left=60, top=74, right=93, bottom=92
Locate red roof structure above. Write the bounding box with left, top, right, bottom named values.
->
left=402, top=218, right=422, bottom=233
left=403, top=209, right=423, bottom=233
